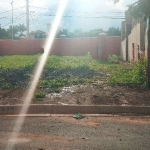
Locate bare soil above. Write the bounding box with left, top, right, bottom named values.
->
left=0, top=83, right=150, bottom=106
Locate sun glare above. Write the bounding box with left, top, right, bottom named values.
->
left=5, top=0, right=68, bottom=150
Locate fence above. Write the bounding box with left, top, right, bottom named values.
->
left=0, top=34, right=121, bottom=60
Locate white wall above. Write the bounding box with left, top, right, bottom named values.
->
left=128, top=22, right=141, bottom=62
left=121, top=39, right=126, bottom=61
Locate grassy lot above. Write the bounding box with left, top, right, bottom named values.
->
left=0, top=54, right=147, bottom=92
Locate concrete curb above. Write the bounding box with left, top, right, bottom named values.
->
left=0, top=105, right=150, bottom=115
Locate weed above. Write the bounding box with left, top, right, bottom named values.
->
left=34, top=92, right=46, bottom=100
left=108, top=55, right=121, bottom=63
left=109, top=56, right=147, bottom=87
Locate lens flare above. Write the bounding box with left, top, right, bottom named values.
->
left=5, top=0, right=68, bottom=149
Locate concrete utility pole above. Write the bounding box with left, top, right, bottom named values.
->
left=11, top=1, right=13, bottom=40
left=26, top=0, right=29, bottom=38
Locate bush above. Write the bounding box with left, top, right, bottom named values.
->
left=34, top=92, right=46, bottom=99
left=108, top=55, right=121, bottom=63
left=109, top=56, right=148, bottom=87
left=132, top=56, right=147, bottom=87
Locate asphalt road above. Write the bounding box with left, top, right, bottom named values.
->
left=0, top=115, right=150, bottom=150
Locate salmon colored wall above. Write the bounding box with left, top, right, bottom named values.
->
left=107, top=36, right=121, bottom=57
left=0, top=35, right=121, bottom=60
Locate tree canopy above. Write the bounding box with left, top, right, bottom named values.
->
left=112, top=0, right=150, bottom=19
left=0, top=24, right=26, bottom=39
left=128, top=0, right=150, bottom=20
left=56, top=27, right=121, bottom=38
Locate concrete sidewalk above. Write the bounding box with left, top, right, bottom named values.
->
left=1, top=115, right=150, bottom=150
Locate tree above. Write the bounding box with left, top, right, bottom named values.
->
left=0, top=27, right=9, bottom=39
left=7, top=24, right=26, bottom=39
left=56, top=27, right=121, bottom=38
left=56, top=29, right=69, bottom=38
left=107, top=27, right=121, bottom=36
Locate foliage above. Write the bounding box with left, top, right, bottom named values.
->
left=108, top=55, right=121, bottom=63
left=0, top=55, right=39, bottom=88
left=0, top=55, right=124, bottom=91
left=107, top=27, right=121, bottom=36
left=0, top=55, right=39, bottom=69
left=56, top=27, right=121, bottom=38
left=0, top=24, right=26, bottom=39
left=34, top=92, right=46, bottom=100
left=132, top=56, right=147, bottom=86
left=127, top=0, right=150, bottom=19
left=1, top=54, right=146, bottom=92
left=112, top=0, right=150, bottom=19
left=0, top=27, right=9, bottom=39
left=109, top=56, right=148, bottom=87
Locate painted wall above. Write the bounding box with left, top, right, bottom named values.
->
left=121, top=39, right=126, bottom=61
left=0, top=35, right=121, bottom=60
left=128, top=22, right=141, bottom=62
left=121, top=18, right=147, bottom=62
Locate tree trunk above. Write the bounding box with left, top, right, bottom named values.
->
left=148, top=17, right=150, bottom=87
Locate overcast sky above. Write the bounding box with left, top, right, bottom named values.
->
left=0, top=0, right=137, bottom=32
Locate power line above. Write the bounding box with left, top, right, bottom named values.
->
left=30, top=5, right=124, bottom=14
left=2, top=13, right=26, bottom=27
left=28, top=11, right=124, bottom=19
left=0, top=6, right=25, bottom=15
left=30, top=13, right=40, bottom=27
left=0, top=4, right=125, bottom=29
left=32, top=13, right=125, bottom=19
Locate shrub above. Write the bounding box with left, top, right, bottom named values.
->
left=108, top=55, right=121, bottom=63
left=109, top=56, right=148, bottom=87
left=34, top=92, right=46, bottom=99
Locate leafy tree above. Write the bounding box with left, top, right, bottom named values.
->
left=56, top=27, right=121, bottom=38
left=107, top=27, right=121, bottom=36
left=0, top=27, right=9, bottom=39
left=56, top=28, right=69, bottom=38
left=7, top=24, right=26, bottom=39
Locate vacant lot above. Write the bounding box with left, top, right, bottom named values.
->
left=0, top=54, right=149, bottom=106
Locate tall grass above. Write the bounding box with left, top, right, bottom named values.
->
left=109, top=56, right=147, bottom=87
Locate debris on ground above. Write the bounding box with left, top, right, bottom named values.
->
left=73, top=113, right=85, bottom=120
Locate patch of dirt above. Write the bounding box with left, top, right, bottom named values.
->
left=0, top=83, right=150, bottom=106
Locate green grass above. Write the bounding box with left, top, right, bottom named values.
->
left=0, top=54, right=146, bottom=91
left=0, top=55, right=39, bottom=69
left=109, top=57, right=148, bottom=87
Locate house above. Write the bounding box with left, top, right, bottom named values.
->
left=121, top=11, right=147, bottom=62
left=29, top=30, right=46, bottom=39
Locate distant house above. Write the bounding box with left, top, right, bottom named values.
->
left=29, top=30, right=46, bottom=39
left=121, top=11, right=147, bottom=62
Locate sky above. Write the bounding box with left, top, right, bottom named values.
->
left=0, top=0, right=137, bottom=32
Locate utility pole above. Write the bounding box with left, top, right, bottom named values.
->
left=26, top=0, right=29, bottom=38
left=11, top=1, right=13, bottom=40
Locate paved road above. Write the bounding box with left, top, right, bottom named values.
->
left=0, top=115, right=150, bottom=150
